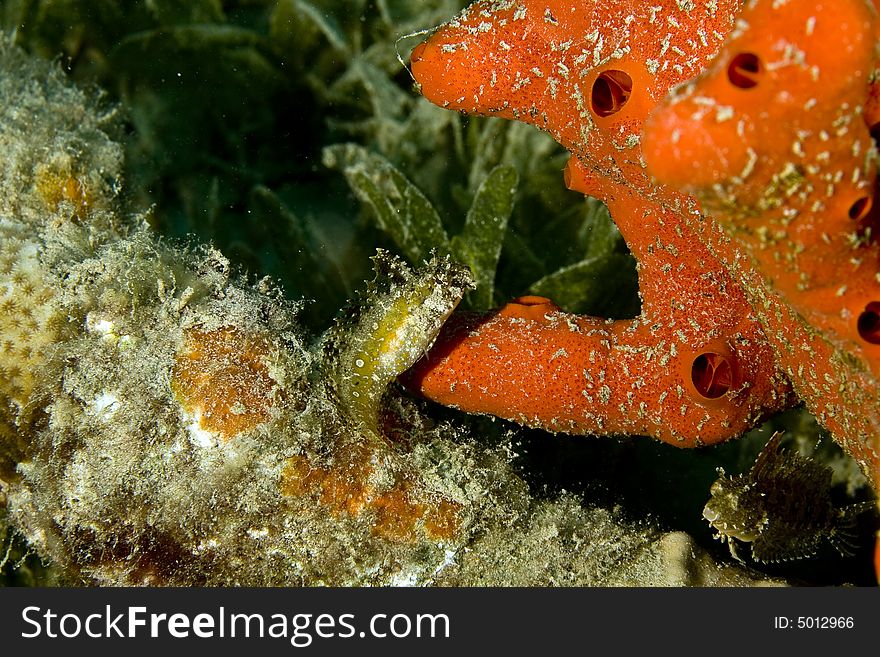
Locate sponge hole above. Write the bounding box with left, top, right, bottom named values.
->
left=591, top=70, right=633, bottom=118
left=857, top=302, right=880, bottom=344
left=849, top=196, right=872, bottom=221
left=691, top=352, right=733, bottom=399
left=727, top=53, right=762, bottom=89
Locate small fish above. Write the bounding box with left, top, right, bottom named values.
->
left=703, top=432, right=873, bottom=564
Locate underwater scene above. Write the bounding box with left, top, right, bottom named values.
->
left=0, top=0, right=878, bottom=586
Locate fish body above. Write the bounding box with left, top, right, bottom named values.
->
left=704, top=432, right=873, bottom=563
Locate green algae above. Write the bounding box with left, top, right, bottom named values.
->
left=323, top=144, right=451, bottom=265
left=323, top=143, right=516, bottom=309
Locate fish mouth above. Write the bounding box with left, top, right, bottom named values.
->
left=702, top=504, right=721, bottom=523
left=703, top=505, right=757, bottom=542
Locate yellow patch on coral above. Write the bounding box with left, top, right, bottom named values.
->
left=280, top=445, right=462, bottom=543
left=34, top=165, right=94, bottom=220
left=171, top=326, right=281, bottom=440
left=0, top=224, right=60, bottom=414
left=0, top=221, right=62, bottom=475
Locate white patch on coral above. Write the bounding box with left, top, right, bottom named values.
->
left=387, top=569, right=421, bottom=587
left=432, top=549, right=458, bottom=576
left=193, top=538, right=220, bottom=554
left=390, top=549, right=458, bottom=586
left=185, top=410, right=221, bottom=449
left=89, top=392, right=120, bottom=420
left=86, top=313, right=119, bottom=343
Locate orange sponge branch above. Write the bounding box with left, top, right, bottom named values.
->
left=405, top=295, right=789, bottom=446
left=406, top=155, right=792, bottom=446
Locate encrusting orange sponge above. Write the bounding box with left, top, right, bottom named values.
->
left=171, top=326, right=283, bottom=440
left=281, top=444, right=462, bottom=543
